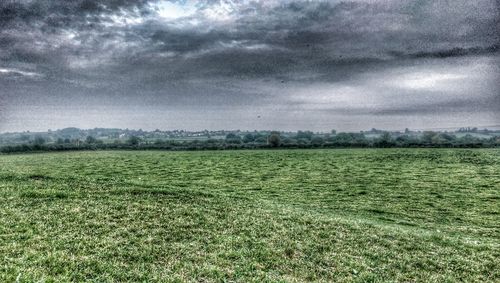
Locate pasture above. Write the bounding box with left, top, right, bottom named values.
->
left=0, top=149, right=498, bottom=282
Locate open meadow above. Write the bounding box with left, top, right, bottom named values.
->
left=0, top=149, right=498, bottom=282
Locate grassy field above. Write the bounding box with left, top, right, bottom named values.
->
left=0, top=149, right=498, bottom=282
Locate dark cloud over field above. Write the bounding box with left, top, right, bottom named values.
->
left=0, top=0, right=499, bottom=131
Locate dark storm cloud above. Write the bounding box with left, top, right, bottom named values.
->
left=2, top=0, right=498, bottom=82
left=0, top=0, right=150, bottom=24
left=0, top=0, right=499, bottom=132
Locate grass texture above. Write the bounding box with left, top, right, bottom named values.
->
left=0, top=149, right=498, bottom=282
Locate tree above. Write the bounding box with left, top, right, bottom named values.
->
left=374, top=132, right=394, bottom=147
left=431, top=134, right=448, bottom=145
left=254, top=135, right=267, bottom=143
left=33, top=135, right=46, bottom=146
left=20, top=135, right=30, bottom=142
left=85, top=136, right=97, bottom=144
left=127, top=136, right=141, bottom=146
left=268, top=131, right=281, bottom=147
left=421, top=131, right=437, bottom=144
left=225, top=133, right=242, bottom=144
left=311, top=136, right=324, bottom=146
left=296, top=131, right=313, bottom=140
left=395, top=135, right=411, bottom=146
left=242, top=133, right=255, bottom=143
left=281, top=137, right=297, bottom=146
left=332, top=133, right=353, bottom=145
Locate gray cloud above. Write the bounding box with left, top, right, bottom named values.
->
left=0, top=0, right=499, bottom=132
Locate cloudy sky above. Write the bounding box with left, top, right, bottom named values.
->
left=0, top=0, right=499, bottom=132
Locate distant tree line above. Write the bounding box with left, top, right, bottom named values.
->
left=1, top=130, right=498, bottom=153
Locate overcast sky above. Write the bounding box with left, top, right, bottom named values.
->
left=0, top=0, right=499, bottom=132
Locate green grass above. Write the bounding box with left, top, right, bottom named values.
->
left=0, top=149, right=498, bottom=282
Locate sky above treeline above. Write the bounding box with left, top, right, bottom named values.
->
left=0, top=0, right=499, bottom=132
